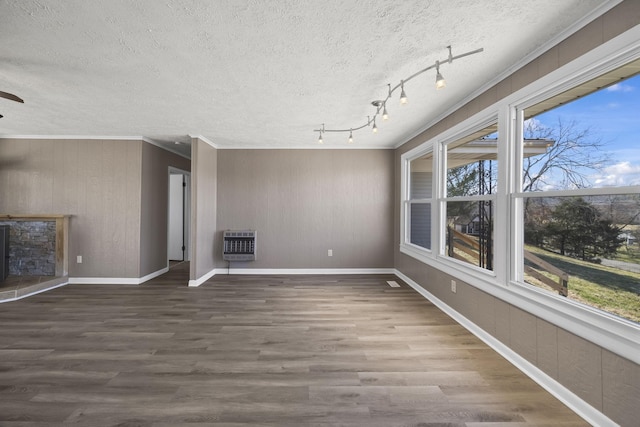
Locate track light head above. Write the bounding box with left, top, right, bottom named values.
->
left=382, top=103, right=389, bottom=120
left=348, top=129, right=353, bottom=143
left=400, top=80, right=408, bottom=105
left=372, top=119, right=378, bottom=133
left=435, top=61, right=445, bottom=90
left=435, top=71, right=446, bottom=89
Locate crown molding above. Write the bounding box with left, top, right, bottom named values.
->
left=0, top=134, right=191, bottom=159
left=214, top=145, right=394, bottom=150
left=189, top=134, right=219, bottom=149
left=0, top=134, right=145, bottom=141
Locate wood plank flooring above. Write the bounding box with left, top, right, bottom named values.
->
left=0, top=265, right=589, bottom=426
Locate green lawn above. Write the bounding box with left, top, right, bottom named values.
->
left=615, top=224, right=640, bottom=263
left=525, top=245, right=640, bottom=323
left=614, top=244, right=640, bottom=264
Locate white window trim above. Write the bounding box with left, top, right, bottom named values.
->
left=400, top=24, right=640, bottom=364
left=515, top=186, right=640, bottom=199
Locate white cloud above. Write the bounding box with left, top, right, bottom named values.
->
left=524, top=117, right=547, bottom=129
left=606, top=83, right=634, bottom=93
left=592, top=161, right=640, bottom=187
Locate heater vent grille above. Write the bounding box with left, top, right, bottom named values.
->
left=223, top=230, right=256, bottom=261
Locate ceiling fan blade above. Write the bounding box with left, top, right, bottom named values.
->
left=0, top=91, right=24, bottom=103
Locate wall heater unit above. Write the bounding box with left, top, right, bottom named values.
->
left=223, top=230, right=256, bottom=261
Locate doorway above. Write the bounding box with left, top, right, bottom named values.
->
left=168, top=168, right=191, bottom=263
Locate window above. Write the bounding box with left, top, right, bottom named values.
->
left=515, top=68, right=640, bottom=323
left=407, top=151, right=433, bottom=251
left=443, top=125, right=498, bottom=271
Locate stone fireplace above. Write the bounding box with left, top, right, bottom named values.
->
left=0, top=221, right=57, bottom=276
left=0, top=215, right=69, bottom=280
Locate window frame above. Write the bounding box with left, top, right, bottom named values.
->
left=402, top=146, right=435, bottom=254
left=440, top=123, right=499, bottom=273
left=401, top=111, right=501, bottom=278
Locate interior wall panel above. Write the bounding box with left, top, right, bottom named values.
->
left=0, top=138, right=143, bottom=278
left=216, top=149, right=394, bottom=270
left=190, top=137, right=217, bottom=280
left=602, top=349, right=640, bottom=427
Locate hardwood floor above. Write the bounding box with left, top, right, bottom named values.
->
left=0, top=266, right=589, bottom=426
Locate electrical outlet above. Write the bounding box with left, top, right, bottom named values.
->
left=327, top=249, right=333, bottom=257
left=77, top=255, right=83, bottom=264
left=451, top=280, right=456, bottom=293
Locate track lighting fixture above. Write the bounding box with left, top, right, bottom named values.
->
left=383, top=84, right=391, bottom=119
left=314, top=45, right=483, bottom=143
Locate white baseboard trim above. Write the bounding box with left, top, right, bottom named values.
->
left=213, top=268, right=396, bottom=275
left=140, top=267, right=170, bottom=283
left=69, top=267, right=169, bottom=285
left=394, top=270, right=617, bottom=427
left=188, top=268, right=216, bottom=287
left=189, top=267, right=394, bottom=287
left=0, top=281, right=70, bottom=303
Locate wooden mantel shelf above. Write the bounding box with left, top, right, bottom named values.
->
left=0, top=214, right=70, bottom=277
left=0, top=214, right=70, bottom=220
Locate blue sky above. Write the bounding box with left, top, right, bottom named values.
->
left=534, top=73, right=640, bottom=187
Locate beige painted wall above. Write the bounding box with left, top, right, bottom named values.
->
left=140, top=143, right=191, bottom=277
left=0, top=138, right=142, bottom=278
left=216, top=149, right=394, bottom=269
left=0, top=138, right=190, bottom=279
left=190, top=137, right=217, bottom=280
left=393, top=3, right=640, bottom=425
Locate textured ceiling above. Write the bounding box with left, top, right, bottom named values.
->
left=0, top=0, right=611, bottom=156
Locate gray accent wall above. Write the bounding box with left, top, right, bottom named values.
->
left=190, top=137, right=217, bottom=280
left=0, top=138, right=190, bottom=280
left=216, top=149, right=394, bottom=269
left=0, top=138, right=142, bottom=278
left=394, top=3, right=640, bottom=426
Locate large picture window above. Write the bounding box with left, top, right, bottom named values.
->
left=516, top=66, right=640, bottom=323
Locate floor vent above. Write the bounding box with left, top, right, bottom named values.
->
left=387, top=280, right=400, bottom=288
